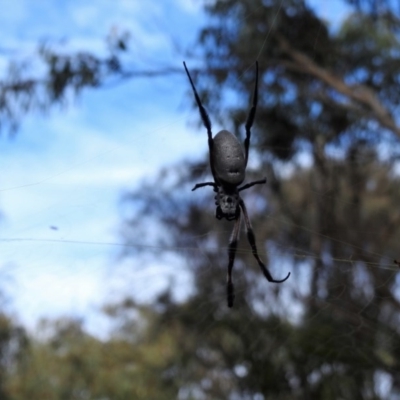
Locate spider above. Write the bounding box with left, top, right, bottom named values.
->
left=183, top=60, right=291, bottom=307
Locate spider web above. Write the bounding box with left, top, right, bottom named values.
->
left=0, top=1, right=398, bottom=398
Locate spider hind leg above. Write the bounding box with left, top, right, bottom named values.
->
left=226, top=211, right=242, bottom=307
left=240, top=199, right=291, bottom=283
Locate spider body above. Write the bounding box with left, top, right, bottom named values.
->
left=212, top=129, right=246, bottom=186
left=183, top=61, right=290, bottom=307
left=212, top=129, right=246, bottom=220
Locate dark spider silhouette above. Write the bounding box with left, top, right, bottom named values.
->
left=183, top=61, right=290, bottom=307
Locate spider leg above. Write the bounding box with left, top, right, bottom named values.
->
left=183, top=62, right=213, bottom=141
left=244, top=61, right=258, bottom=166
left=183, top=61, right=217, bottom=178
left=226, top=210, right=242, bottom=308
left=238, top=178, right=266, bottom=192
left=239, top=199, right=290, bottom=283
left=192, top=182, right=217, bottom=191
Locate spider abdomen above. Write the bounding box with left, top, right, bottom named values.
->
left=212, top=130, right=246, bottom=186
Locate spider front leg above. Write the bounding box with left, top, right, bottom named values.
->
left=239, top=199, right=290, bottom=283
left=226, top=211, right=242, bottom=307
left=191, top=182, right=217, bottom=191
left=238, top=178, right=266, bottom=192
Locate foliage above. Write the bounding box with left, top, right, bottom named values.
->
left=0, top=312, right=28, bottom=400
left=0, top=30, right=180, bottom=133
left=6, top=311, right=180, bottom=400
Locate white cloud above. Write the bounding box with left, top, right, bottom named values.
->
left=2, top=256, right=109, bottom=331
left=69, top=4, right=102, bottom=29
left=174, top=0, right=203, bottom=14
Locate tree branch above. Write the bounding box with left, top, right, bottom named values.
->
left=276, top=34, right=400, bottom=137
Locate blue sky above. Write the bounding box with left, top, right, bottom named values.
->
left=0, top=0, right=209, bottom=335
left=0, top=1, right=350, bottom=335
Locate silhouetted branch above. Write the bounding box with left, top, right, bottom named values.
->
left=277, top=34, right=400, bottom=136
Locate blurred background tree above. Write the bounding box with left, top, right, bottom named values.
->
left=1, top=0, right=400, bottom=399
left=118, top=0, right=400, bottom=398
